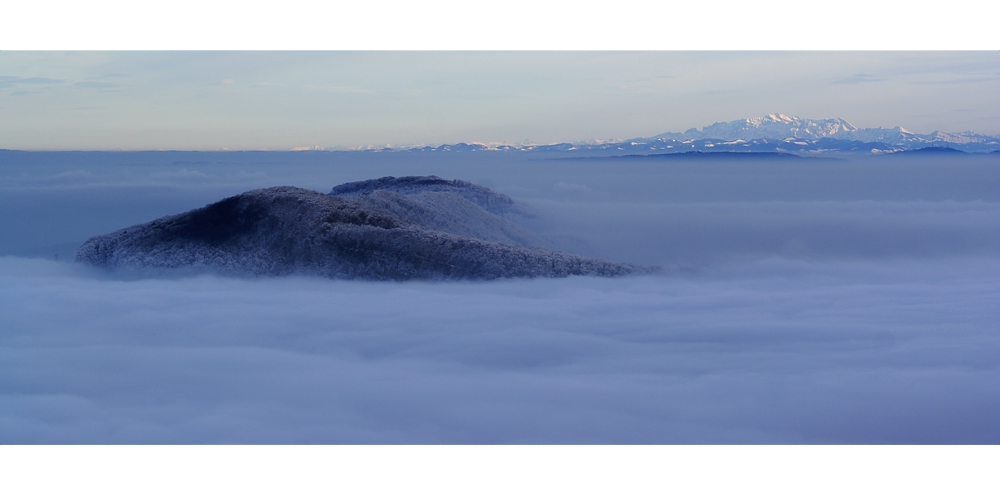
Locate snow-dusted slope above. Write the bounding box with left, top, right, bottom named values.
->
left=330, top=176, right=552, bottom=249
left=331, top=175, right=528, bottom=218
left=76, top=181, right=641, bottom=280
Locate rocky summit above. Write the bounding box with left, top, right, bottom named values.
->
left=76, top=177, right=646, bottom=280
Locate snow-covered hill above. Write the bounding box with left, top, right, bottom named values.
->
left=76, top=177, right=643, bottom=280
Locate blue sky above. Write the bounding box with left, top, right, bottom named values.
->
left=1, top=51, right=998, bottom=150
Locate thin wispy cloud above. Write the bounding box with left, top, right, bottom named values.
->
left=302, top=84, right=373, bottom=94
left=911, top=74, right=1000, bottom=85
left=0, top=75, right=66, bottom=87
left=1, top=75, right=121, bottom=94
left=832, top=73, right=885, bottom=85
left=71, top=81, right=119, bottom=89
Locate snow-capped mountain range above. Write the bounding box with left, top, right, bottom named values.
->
left=652, top=114, right=999, bottom=149
left=376, top=114, right=998, bottom=155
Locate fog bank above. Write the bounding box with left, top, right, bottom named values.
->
left=1, top=256, right=997, bottom=443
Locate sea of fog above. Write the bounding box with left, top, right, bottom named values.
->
left=1, top=150, right=997, bottom=443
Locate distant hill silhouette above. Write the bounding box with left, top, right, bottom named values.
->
left=901, top=146, right=966, bottom=154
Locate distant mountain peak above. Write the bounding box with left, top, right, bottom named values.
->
left=653, top=114, right=861, bottom=142
left=760, top=113, right=795, bottom=123
left=650, top=114, right=995, bottom=150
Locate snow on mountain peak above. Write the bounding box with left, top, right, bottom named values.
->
left=653, top=114, right=862, bottom=141
left=650, top=114, right=993, bottom=149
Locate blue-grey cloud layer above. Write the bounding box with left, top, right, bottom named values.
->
left=1, top=256, right=996, bottom=444
left=0, top=152, right=996, bottom=443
